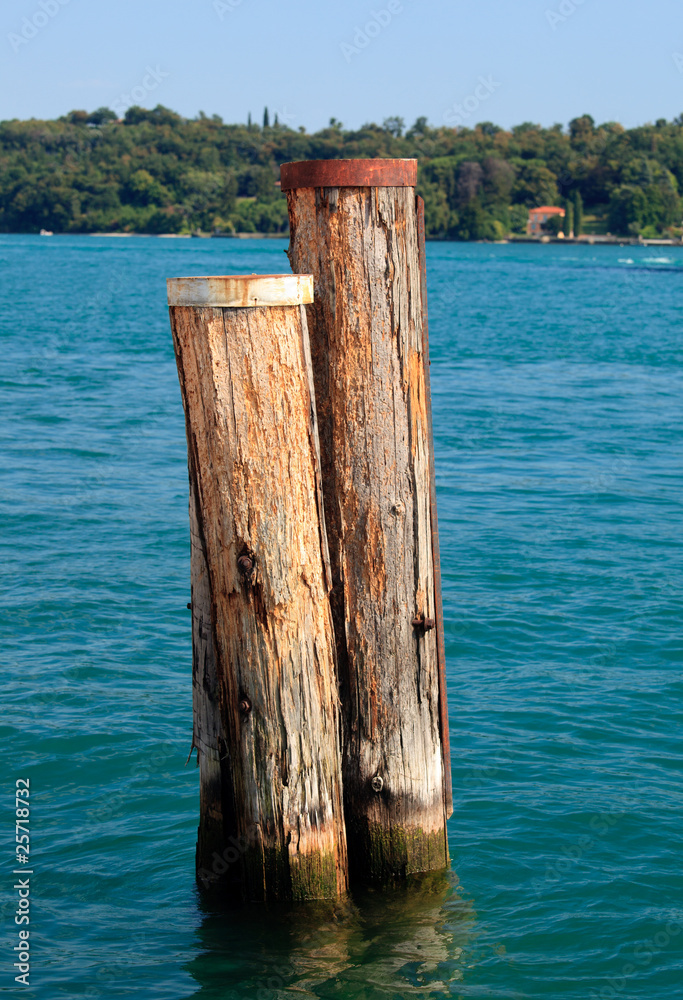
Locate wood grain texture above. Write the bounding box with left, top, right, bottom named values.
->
left=170, top=301, right=348, bottom=901
left=416, top=196, right=453, bottom=819
left=286, top=185, right=450, bottom=880
left=189, top=470, right=228, bottom=878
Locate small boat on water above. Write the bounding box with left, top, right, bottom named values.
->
left=39, top=229, right=53, bottom=236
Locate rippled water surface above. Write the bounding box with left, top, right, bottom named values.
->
left=1, top=236, right=682, bottom=999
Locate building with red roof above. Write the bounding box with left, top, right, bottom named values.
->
left=527, top=206, right=566, bottom=237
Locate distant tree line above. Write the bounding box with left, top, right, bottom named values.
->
left=1, top=107, right=682, bottom=238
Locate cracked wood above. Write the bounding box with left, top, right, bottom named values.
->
left=170, top=297, right=348, bottom=901
left=286, top=182, right=451, bottom=879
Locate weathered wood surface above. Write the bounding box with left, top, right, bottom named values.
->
left=286, top=178, right=451, bottom=880
left=189, top=469, right=227, bottom=879
left=416, top=196, right=453, bottom=819
left=169, top=280, right=348, bottom=901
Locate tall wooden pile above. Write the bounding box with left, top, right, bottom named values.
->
left=168, top=274, right=348, bottom=902
left=282, top=160, right=452, bottom=881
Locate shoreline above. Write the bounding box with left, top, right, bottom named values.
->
left=505, top=235, right=683, bottom=247
left=4, top=232, right=682, bottom=247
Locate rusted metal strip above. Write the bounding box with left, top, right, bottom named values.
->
left=167, top=274, right=314, bottom=308
left=280, top=158, right=417, bottom=190
left=416, top=195, right=453, bottom=818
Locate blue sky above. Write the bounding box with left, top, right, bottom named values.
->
left=2, top=0, right=682, bottom=131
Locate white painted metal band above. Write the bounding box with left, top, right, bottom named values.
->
left=167, top=274, right=314, bottom=307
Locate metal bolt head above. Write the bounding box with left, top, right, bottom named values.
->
left=237, top=554, right=254, bottom=576
left=371, top=775, right=383, bottom=793
left=239, top=698, right=251, bottom=715
left=412, top=614, right=436, bottom=632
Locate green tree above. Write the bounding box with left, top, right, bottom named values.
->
left=608, top=179, right=680, bottom=235
left=407, top=116, right=428, bottom=137
left=125, top=169, right=166, bottom=207
left=453, top=200, right=496, bottom=240
left=568, top=114, right=595, bottom=150
left=263, top=107, right=269, bottom=129
left=513, top=162, right=559, bottom=207
left=418, top=180, right=451, bottom=237
left=542, top=214, right=564, bottom=236
left=457, top=161, right=484, bottom=205
left=87, top=107, right=117, bottom=125
left=123, top=105, right=147, bottom=125
left=563, top=201, right=573, bottom=236
left=482, top=157, right=515, bottom=205
left=608, top=186, right=648, bottom=234
left=477, top=121, right=502, bottom=137
left=573, top=190, right=583, bottom=236
left=382, top=116, right=405, bottom=138
left=509, top=204, right=528, bottom=234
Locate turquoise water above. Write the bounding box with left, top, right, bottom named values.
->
left=1, top=235, right=682, bottom=999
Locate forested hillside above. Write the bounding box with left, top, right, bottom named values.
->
left=1, top=106, right=682, bottom=238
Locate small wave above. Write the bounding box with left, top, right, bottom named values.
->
left=643, top=257, right=676, bottom=264
left=618, top=258, right=634, bottom=264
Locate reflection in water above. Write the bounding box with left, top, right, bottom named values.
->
left=187, top=870, right=475, bottom=999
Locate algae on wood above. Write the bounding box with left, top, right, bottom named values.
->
left=284, top=168, right=451, bottom=880
left=169, top=276, right=348, bottom=901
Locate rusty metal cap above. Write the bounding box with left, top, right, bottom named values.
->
left=280, top=159, right=417, bottom=190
